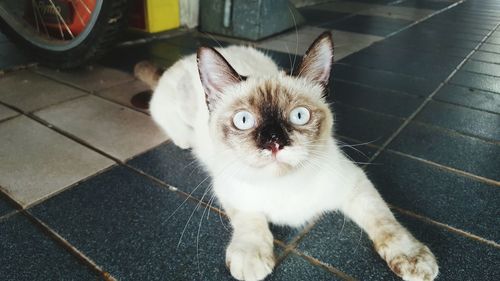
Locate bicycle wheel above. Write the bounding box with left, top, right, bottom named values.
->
left=0, top=0, right=129, bottom=68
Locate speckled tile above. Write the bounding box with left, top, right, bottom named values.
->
left=0, top=116, right=114, bottom=207
left=388, top=122, right=500, bottom=181
left=96, top=79, right=151, bottom=113
left=369, top=151, right=500, bottom=243
left=259, top=28, right=382, bottom=57
left=487, top=36, right=500, bottom=45
left=415, top=101, right=500, bottom=141
left=340, top=47, right=458, bottom=80
left=0, top=214, right=100, bottom=280
left=310, top=1, right=375, bottom=14
left=480, top=43, right=500, bottom=54
left=333, top=63, right=440, bottom=97
left=324, top=15, right=411, bottom=36
left=462, top=60, right=500, bottom=77
left=298, top=8, right=350, bottom=26
left=35, top=95, right=167, bottom=161
left=296, top=211, right=500, bottom=280
left=471, top=51, right=500, bottom=64
left=434, top=84, right=500, bottom=114
left=0, top=70, right=86, bottom=112
left=395, top=0, right=460, bottom=10
left=0, top=103, right=18, bottom=122
left=359, top=5, right=434, bottom=21
left=30, top=166, right=237, bottom=281
left=450, top=70, right=500, bottom=94
left=329, top=80, right=423, bottom=118
left=127, top=142, right=210, bottom=199
left=333, top=103, right=404, bottom=145
left=267, top=253, right=345, bottom=281
left=0, top=193, right=16, bottom=217
left=36, top=65, right=134, bottom=92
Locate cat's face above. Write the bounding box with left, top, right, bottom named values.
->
left=198, top=32, right=334, bottom=174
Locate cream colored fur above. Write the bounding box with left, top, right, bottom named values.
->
left=146, top=40, right=438, bottom=281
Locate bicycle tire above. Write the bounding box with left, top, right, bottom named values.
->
left=0, top=0, right=130, bottom=69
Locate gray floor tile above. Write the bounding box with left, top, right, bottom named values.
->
left=0, top=70, right=86, bottom=112
left=434, top=84, right=500, bottom=114
left=471, top=50, right=500, bottom=64
left=415, top=101, right=500, bottom=141
left=127, top=142, right=209, bottom=198
left=267, top=253, right=344, bottom=281
left=450, top=71, right=500, bottom=94
left=30, top=166, right=235, bottom=281
left=359, top=5, right=434, bottom=21
left=388, top=122, right=500, bottom=181
left=36, top=65, right=134, bottom=92
left=0, top=116, right=114, bottom=207
left=296, top=211, right=500, bottom=280
left=35, top=95, right=167, bottom=161
left=0, top=193, right=16, bottom=217
left=480, top=43, right=500, bottom=54
left=312, top=1, right=376, bottom=14
left=0, top=213, right=100, bottom=280
left=462, top=60, right=500, bottom=77
left=96, top=79, right=151, bottom=113
left=0, top=103, right=18, bottom=122
left=369, top=152, right=500, bottom=243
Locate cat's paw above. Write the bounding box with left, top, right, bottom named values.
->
left=225, top=240, right=275, bottom=281
left=378, top=238, right=438, bottom=281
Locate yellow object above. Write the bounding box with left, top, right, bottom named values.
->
left=145, top=0, right=180, bottom=33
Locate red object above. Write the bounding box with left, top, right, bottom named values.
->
left=27, top=0, right=96, bottom=37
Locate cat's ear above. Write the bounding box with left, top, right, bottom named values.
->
left=295, top=31, right=334, bottom=88
left=197, top=47, right=244, bottom=111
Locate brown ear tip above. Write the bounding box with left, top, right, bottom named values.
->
left=319, top=31, right=333, bottom=47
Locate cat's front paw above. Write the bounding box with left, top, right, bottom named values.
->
left=225, top=239, right=275, bottom=281
left=377, top=237, right=438, bottom=281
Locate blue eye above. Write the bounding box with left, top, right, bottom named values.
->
left=233, top=111, right=255, bottom=130
left=290, top=107, right=310, bottom=125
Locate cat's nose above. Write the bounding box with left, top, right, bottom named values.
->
left=266, top=134, right=284, bottom=153
left=265, top=141, right=283, bottom=154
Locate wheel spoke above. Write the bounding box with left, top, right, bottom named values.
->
left=48, top=0, right=75, bottom=39
left=32, top=0, right=50, bottom=37
left=76, top=0, right=92, bottom=15
left=70, top=0, right=86, bottom=26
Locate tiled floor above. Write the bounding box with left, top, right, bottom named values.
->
left=0, top=0, right=499, bottom=280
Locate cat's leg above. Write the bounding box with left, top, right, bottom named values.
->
left=340, top=176, right=438, bottom=281
left=224, top=208, right=275, bottom=281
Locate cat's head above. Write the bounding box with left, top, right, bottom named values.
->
left=197, top=32, right=334, bottom=175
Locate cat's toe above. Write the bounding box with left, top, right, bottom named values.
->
left=387, top=245, right=438, bottom=281
left=226, top=240, right=275, bottom=281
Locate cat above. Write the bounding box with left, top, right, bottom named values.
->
left=135, top=32, right=439, bottom=281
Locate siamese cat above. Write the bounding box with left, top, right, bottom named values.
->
left=135, top=32, right=438, bottom=281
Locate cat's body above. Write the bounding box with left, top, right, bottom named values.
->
left=136, top=33, right=438, bottom=281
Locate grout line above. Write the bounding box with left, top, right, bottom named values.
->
left=410, top=119, right=500, bottom=146
left=449, top=81, right=500, bottom=96
left=461, top=68, right=500, bottom=79
left=24, top=211, right=118, bottom=280
left=337, top=133, right=500, bottom=187
left=290, top=249, right=357, bottom=281
left=385, top=150, right=500, bottom=187
left=432, top=97, right=500, bottom=117
left=31, top=67, right=153, bottom=116
left=0, top=210, right=19, bottom=223
left=383, top=0, right=467, bottom=38
left=367, top=20, right=500, bottom=164
left=333, top=78, right=423, bottom=98
left=391, top=205, right=500, bottom=249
